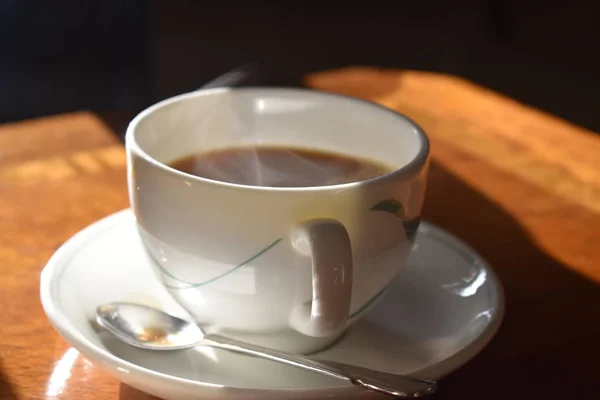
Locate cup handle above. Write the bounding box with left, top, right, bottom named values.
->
left=289, top=219, right=353, bottom=337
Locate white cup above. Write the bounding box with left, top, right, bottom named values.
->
left=126, top=87, right=429, bottom=354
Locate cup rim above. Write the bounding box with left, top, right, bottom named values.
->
left=125, top=86, right=430, bottom=192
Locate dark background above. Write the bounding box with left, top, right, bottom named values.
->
left=1, top=0, right=599, bottom=133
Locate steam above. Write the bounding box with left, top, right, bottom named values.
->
left=167, top=94, right=390, bottom=187
left=181, top=145, right=389, bottom=188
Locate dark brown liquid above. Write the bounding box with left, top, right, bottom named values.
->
left=169, top=146, right=392, bottom=187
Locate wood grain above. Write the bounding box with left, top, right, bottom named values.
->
left=308, top=68, right=600, bottom=211
left=0, top=113, right=130, bottom=400
left=0, top=69, right=599, bottom=400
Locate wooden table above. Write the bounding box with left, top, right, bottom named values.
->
left=1, top=67, right=599, bottom=399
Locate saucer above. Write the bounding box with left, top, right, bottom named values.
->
left=41, top=210, right=504, bottom=399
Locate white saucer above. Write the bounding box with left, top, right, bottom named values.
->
left=41, top=210, right=504, bottom=400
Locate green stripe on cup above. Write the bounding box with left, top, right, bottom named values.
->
left=150, top=238, right=282, bottom=289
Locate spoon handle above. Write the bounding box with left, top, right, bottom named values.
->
left=201, top=334, right=437, bottom=398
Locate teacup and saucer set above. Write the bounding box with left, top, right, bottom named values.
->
left=40, top=88, right=504, bottom=399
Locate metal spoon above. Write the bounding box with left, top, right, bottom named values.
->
left=96, top=302, right=437, bottom=398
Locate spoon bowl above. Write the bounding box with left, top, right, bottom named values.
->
left=97, top=303, right=202, bottom=350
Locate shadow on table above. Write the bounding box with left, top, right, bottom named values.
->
left=0, top=360, right=16, bottom=400
left=424, top=162, right=600, bottom=399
